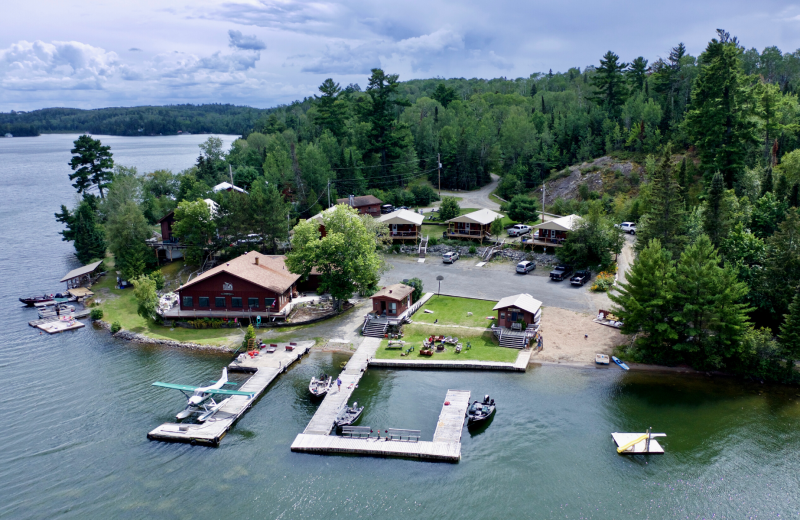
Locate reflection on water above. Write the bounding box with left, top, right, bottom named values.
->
left=0, top=135, right=799, bottom=519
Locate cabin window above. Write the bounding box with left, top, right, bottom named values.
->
left=248, top=297, right=259, bottom=308
left=389, top=302, right=397, bottom=314
left=198, top=297, right=209, bottom=307
left=265, top=298, right=275, bottom=308
left=182, top=296, right=193, bottom=307
left=500, top=312, right=506, bottom=319
left=215, top=297, right=226, bottom=308
left=231, top=297, right=243, bottom=308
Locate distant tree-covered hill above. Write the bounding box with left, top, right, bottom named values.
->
left=0, top=104, right=271, bottom=137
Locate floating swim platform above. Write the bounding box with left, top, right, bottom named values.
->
left=612, top=432, right=665, bottom=454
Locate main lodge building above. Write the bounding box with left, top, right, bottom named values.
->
left=163, top=252, right=302, bottom=321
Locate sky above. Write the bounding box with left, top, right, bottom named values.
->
left=2, top=0, right=800, bottom=112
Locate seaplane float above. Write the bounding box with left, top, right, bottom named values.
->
left=152, top=368, right=255, bottom=422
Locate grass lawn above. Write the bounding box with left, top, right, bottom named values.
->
left=374, top=324, right=517, bottom=362
left=413, top=295, right=496, bottom=328
left=91, top=265, right=243, bottom=347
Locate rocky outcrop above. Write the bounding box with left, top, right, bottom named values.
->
left=532, top=156, right=644, bottom=207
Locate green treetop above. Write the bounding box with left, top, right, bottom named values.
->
left=590, top=51, right=629, bottom=116
left=69, top=134, right=114, bottom=198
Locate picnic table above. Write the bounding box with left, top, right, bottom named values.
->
left=386, top=340, right=405, bottom=350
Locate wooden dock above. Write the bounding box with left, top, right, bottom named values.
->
left=291, top=389, right=470, bottom=462
left=147, top=341, right=312, bottom=446
left=368, top=349, right=532, bottom=372
left=28, top=309, right=90, bottom=327
left=36, top=319, right=86, bottom=334
left=302, top=337, right=381, bottom=435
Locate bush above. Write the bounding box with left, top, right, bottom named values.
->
left=428, top=237, right=439, bottom=246
left=90, top=308, right=104, bottom=320
left=242, top=324, right=256, bottom=350
left=407, top=277, right=424, bottom=303
left=497, top=174, right=523, bottom=200
left=590, top=271, right=615, bottom=292
left=439, top=196, right=461, bottom=221
left=110, top=321, right=122, bottom=334
left=149, top=270, right=165, bottom=291
left=469, top=244, right=477, bottom=254
left=411, top=184, right=439, bottom=206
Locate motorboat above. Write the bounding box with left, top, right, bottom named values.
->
left=309, top=374, right=334, bottom=397
left=467, top=395, right=496, bottom=424
left=334, top=402, right=364, bottom=428
left=611, top=356, right=630, bottom=370
left=20, top=294, right=55, bottom=306
left=595, top=354, right=610, bottom=365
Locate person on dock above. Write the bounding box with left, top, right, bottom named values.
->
left=336, top=377, right=342, bottom=392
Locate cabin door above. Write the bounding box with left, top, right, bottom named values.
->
left=392, top=224, right=398, bottom=235
left=380, top=301, right=386, bottom=314
left=465, top=223, right=470, bottom=234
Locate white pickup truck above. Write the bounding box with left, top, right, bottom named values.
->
left=507, top=224, right=532, bottom=237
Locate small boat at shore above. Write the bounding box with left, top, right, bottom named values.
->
left=335, top=402, right=364, bottom=428
left=611, top=356, right=629, bottom=370
left=309, top=374, right=334, bottom=397
left=595, top=354, right=610, bottom=365
left=20, top=294, right=55, bottom=306
left=467, top=395, right=496, bottom=425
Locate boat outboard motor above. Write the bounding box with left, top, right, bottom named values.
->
left=484, top=395, right=490, bottom=403
left=490, top=399, right=495, bottom=405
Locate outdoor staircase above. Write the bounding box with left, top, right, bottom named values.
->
left=482, top=239, right=505, bottom=261
left=418, top=235, right=428, bottom=258
left=498, top=329, right=529, bottom=349
left=362, top=319, right=388, bottom=338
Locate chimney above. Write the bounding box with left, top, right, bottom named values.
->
left=389, top=289, right=392, bottom=293
left=255, top=257, right=259, bottom=266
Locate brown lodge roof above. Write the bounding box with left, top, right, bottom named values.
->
left=370, top=283, right=414, bottom=301
left=179, top=252, right=301, bottom=294
left=336, top=195, right=383, bottom=207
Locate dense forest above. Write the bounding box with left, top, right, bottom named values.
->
left=53, top=29, right=800, bottom=382
left=0, top=104, right=269, bottom=137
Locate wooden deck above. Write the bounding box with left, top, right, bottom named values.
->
left=147, top=341, right=313, bottom=446
left=28, top=309, right=91, bottom=327
left=291, top=389, right=470, bottom=462
left=37, top=320, right=86, bottom=334
left=368, top=349, right=532, bottom=372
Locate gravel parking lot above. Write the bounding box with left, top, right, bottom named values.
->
left=381, top=255, right=610, bottom=314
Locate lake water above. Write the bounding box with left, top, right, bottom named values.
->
left=1, top=135, right=799, bottom=519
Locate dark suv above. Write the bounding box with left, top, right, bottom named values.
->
left=549, top=264, right=574, bottom=281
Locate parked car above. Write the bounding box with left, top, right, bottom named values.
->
left=507, top=224, right=533, bottom=237
left=380, top=204, right=394, bottom=214
left=549, top=264, right=574, bottom=281
left=570, top=270, right=591, bottom=286
left=442, top=251, right=460, bottom=263
left=516, top=260, right=536, bottom=274
left=617, top=222, right=637, bottom=234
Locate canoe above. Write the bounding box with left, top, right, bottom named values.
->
left=611, top=356, right=630, bottom=370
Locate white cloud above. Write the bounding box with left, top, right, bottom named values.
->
left=228, top=30, right=267, bottom=50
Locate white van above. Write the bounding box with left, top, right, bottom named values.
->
left=516, top=260, right=536, bottom=274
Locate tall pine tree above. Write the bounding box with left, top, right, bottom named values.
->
left=778, top=288, right=800, bottom=361
left=703, top=171, right=728, bottom=248
left=590, top=51, right=629, bottom=116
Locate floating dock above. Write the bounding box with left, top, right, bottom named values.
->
left=28, top=309, right=90, bottom=328
left=147, top=341, right=312, bottom=446
left=292, top=389, right=470, bottom=463
left=36, top=319, right=86, bottom=334
left=611, top=432, right=665, bottom=454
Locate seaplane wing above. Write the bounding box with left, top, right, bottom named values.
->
left=203, top=388, right=255, bottom=397
left=152, top=382, right=200, bottom=391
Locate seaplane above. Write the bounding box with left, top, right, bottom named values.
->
left=152, top=368, right=255, bottom=422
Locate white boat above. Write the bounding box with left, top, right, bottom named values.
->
left=309, top=374, right=334, bottom=397
left=595, top=354, right=610, bottom=365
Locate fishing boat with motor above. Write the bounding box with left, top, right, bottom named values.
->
left=467, top=395, right=496, bottom=424
left=334, top=402, right=364, bottom=428
left=20, top=294, right=55, bottom=306
left=611, top=356, right=630, bottom=370
left=309, top=373, right=334, bottom=397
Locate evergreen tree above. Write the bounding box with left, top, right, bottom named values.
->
left=590, top=51, right=629, bottom=116
left=627, top=56, right=649, bottom=91
left=672, top=235, right=751, bottom=368
left=635, top=144, right=687, bottom=258
left=431, top=83, right=457, bottom=108
left=762, top=208, right=800, bottom=317
left=529, top=81, right=538, bottom=97
left=677, top=157, right=689, bottom=197
left=106, top=200, right=154, bottom=281
left=762, top=166, right=774, bottom=196
left=505, top=195, right=539, bottom=223
left=703, top=171, right=728, bottom=248
left=778, top=288, right=800, bottom=360
left=609, top=239, right=679, bottom=360
left=315, top=78, right=345, bottom=138
left=249, top=182, right=292, bottom=253
left=685, top=31, right=757, bottom=188
left=72, top=200, right=107, bottom=263
left=360, top=68, right=412, bottom=181
left=69, top=134, right=114, bottom=198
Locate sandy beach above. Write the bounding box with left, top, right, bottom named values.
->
left=531, top=307, right=624, bottom=365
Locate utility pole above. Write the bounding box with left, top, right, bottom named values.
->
left=437, top=153, right=442, bottom=199
left=542, top=182, right=546, bottom=220
left=229, top=164, right=234, bottom=186
left=327, top=179, right=331, bottom=208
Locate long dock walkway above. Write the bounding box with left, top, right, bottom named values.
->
left=291, top=389, right=470, bottom=462
left=148, top=341, right=312, bottom=446
left=368, top=348, right=532, bottom=371
left=302, top=337, right=381, bottom=435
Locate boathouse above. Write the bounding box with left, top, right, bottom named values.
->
left=378, top=209, right=424, bottom=242
left=336, top=194, right=382, bottom=216
left=444, top=208, right=504, bottom=241
left=370, top=283, right=414, bottom=318
left=60, top=260, right=105, bottom=289
left=166, top=252, right=300, bottom=321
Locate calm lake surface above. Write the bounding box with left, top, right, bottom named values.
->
left=1, top=134, right=799, bottom=519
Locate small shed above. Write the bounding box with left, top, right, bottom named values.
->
left=60, top=260, right=104, bottom=289
left=337, top=195, right=383, bottom=216
left=445, top=208, right=504, bottom=241
left=378, top=209, right=424, bottom=241
left=493, top=293, right=542, bottom=329
left=370, top=283, right=414, bottom=317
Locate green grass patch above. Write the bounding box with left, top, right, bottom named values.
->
left=91, top=268, right=242, bottom=347
left=413, top=295, right=496, bottom=328
left=375, top=324, right=517, bottom=362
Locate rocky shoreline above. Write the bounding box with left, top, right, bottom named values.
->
left=95, top=320, right=236, bottom=353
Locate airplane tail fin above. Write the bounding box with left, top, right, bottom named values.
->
left=219, top=367, right=228, bottom=386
